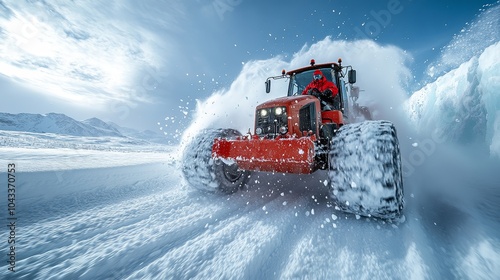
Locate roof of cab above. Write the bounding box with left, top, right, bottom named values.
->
left=285, top=62, right=339, bottom=76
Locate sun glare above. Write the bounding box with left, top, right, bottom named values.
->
left=0, top=6, right=160, bottom=109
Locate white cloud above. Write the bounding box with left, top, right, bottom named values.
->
left=0, top=1, right=180, bottom=108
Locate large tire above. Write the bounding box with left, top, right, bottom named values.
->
left=328, top=120, right=404, bottom=220
left=182, top=129, right=251, bottom=194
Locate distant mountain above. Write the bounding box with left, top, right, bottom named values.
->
left=82, top=117, right=122, bottom=136
left=0, top=112, right=121, bottom=137
left=107, top=122, right=168, bottom=144
left=0, top=112, right=167, bottom=143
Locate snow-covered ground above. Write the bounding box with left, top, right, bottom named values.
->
left=1, top=135, right=499, bottom=279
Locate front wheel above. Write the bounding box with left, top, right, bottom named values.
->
left=182, top=129, right=250, bottom=194
left=328, top=120, right=404, bottom=220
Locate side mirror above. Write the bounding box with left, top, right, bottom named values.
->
left=348, top=69, right=356, bottom=84
left=265, top=79, right=271, bottom=93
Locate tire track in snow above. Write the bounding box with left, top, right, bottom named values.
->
left=247, top=195, right=324, bottom=279
left=116, top=182, right=317, bottom=278
left=19, top=182, right=185, bottom=259
left=280, top=211, right=427, bottom=279
left=15, top=179, right=191, bottom=279
left=17, top=163, right=174, bottom=224
left=121, top=172, right=337, bottom=279
left=123, top=194, right=307, bottom=279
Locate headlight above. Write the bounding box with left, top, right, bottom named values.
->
left=256, top=127, right=263, bottom=134
left=260, top=109, right=268, bottom=117
left=275, top=107, right=283, bottom=115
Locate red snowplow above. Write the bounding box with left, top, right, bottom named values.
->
left=183, top=59, right=404, bottom=220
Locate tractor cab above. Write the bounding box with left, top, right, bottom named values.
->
left=266, top=59, right=357, bottom=117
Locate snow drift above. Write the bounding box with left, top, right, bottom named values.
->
left=406, top=42, right=500, bottom=158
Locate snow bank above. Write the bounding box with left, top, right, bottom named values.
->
left=492, top=113, right=500, bottom=158
left=406, top=42, right=500, bottom=157
left=478, top=42, right=500, bottom=157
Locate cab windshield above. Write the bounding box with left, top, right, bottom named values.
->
left=288, top=68, right=335, bottom=96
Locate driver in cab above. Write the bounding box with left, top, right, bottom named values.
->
left=302, top=69, right=339, bottom=110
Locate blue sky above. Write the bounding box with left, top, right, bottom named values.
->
left=0, top=0, right=498, bottom=142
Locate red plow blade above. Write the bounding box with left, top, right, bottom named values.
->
left=212, top=136, right=317, bottom=174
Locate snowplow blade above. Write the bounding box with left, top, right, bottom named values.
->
left=212, top=137, right=316, bottom=174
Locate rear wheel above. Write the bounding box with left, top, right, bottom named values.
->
left=182, top=129, right=250, bottom=194
left=359, top=106, right=372, bottom=120
left=328, top=120, right=404, bottom=220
